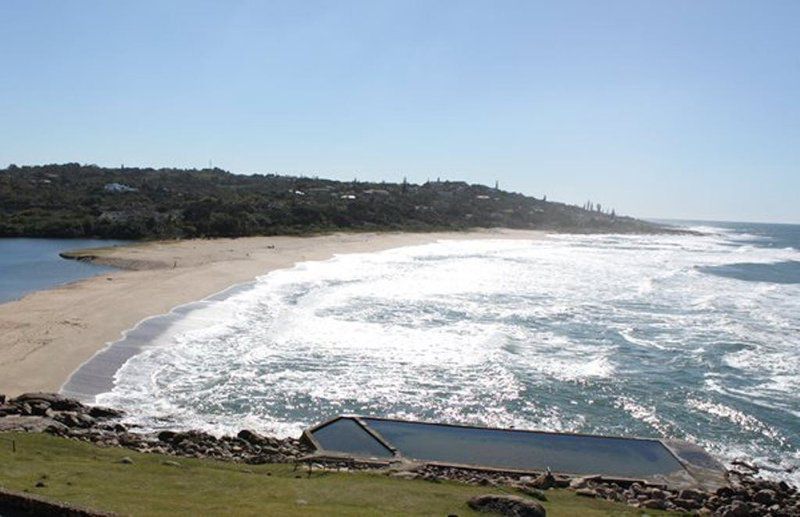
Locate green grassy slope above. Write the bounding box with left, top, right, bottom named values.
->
left=0, top=432, right=670, bottom=516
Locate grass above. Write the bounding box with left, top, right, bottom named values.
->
left=0, top=432, right=671, bottom=516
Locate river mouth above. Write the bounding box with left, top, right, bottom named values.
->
left=0, top=238, right=127, bottom=304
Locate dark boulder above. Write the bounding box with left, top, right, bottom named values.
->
left=467, top=494, right=546, bottom=517
left=718, top=501, right=753, bottom=517
left=678, top=488, right=706, bottom=502
left=237, top=429, right=268, bottom=445
left=13, top=393, right=85, bottom=412
left=641, top=499, right=667, bottom=510
left=752, top=488, right=775, bottom=505
left=157, top=430, right=178, bottom=442
left=89, top=406, right=125, bottom=419
left=0, top=404, right=17, bottom=416
left=672, top=497, right=701, bottom=510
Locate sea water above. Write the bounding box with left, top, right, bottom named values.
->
left=0, top=239, right=126, bottom=304
left=94, top=222, right=800, bottom=484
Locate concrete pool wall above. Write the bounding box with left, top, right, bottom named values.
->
left=303, top=415, right=728, bottom=491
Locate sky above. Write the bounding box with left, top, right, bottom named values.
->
left=1, top=1, right=798, bottom=223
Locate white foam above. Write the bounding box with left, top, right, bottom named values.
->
left=93, top=227, right=800, bottom=484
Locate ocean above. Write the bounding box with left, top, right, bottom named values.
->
left=0, top=238, right=126, bottom=304
left=86, top=221, right=798, bottom=484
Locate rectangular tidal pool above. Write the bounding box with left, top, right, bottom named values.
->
left=306, top=416, right=718, bottom=483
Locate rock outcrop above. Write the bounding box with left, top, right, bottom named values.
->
left=468, top=494, right=547, bottom=516
left=1, top=392, right=798, bottom=515
left=0, top=393, right=309, bottom=463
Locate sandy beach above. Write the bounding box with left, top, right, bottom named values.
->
left=0, top=229, right=544, bottom=397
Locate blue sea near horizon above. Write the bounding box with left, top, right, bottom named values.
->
left=0, top=238, right=127, bottom=304
left=663, top=220, right=800, bottom=284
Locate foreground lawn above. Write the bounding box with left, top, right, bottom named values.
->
left=0, top=432, right=668, bottom=516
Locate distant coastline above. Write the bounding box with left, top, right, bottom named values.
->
left=1, top=163, right=673, bottom=240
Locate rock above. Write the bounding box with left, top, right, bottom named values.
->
left=515, top=485, right=547, bottom=501
left=53, top=411, right=83, bottom=428
left=552, top=477, right=570, bottom=488
left=157, top=430, right=178, bottom=442
left=390, top=471, right=418, bottom=480
left=704, top=495, right=722, bottom=509
left=162, top=460, right=181, bottom=467
left=13, top=393, right=85, bottom=412
left=731, top=459, right=760, bottom=473
left=248, top=454, right=282, bottom=465
left=0, top=404, right=17, bottom=416
left=753, top=488, right=775, bottom=505
left=719, top=501, right=751, bottom=517
left=0, top=415, right=68, bottom=433
left=678, top=488, right=706, bottom=502
left=35, top=481, right=47, bottom=488
left=529, top=472, right=556, bottom=490
left=118, top=457, right=134, bottom=464
left=467, top=494, right=546, bottom=517
left=575, top=488, right=598, bottom=498
left=28, top=402, right=50, bottom=416
left=89, top=406, right=124, bottom=419
left=641, top=499, right=667, bottom=510
left=118, top=433, right=143, bottom=447
left=0, top=394, right=5, bottom=404
left=237, top=429, right=268, bottom=445
left=646, top=488, right=668, bottom=500
left=76, top=414, right=96, bottom=428
left=569, top=475, right=601, bottom=490
left=673, top=497, right=701, bottom=510
left=717, top=486, right=735, bottom=498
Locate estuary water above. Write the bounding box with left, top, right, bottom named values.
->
left=94, top=222, right=800, bottom=484
left=0, top=238, right=125, bottom=304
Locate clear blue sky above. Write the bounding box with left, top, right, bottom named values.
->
left=2, top=1, right=798, bottom=223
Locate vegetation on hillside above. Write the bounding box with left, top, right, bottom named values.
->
left=0, top=163, right=663, bottom=239
left=0, top=432, right=667, bottom=516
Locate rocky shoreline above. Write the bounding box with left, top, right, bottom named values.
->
left=1, top=393, right=798, bottom=516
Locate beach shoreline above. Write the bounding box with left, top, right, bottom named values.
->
left=0, top=229, right=545, bottom=397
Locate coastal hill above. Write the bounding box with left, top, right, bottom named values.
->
left=1, top=164, right=663, bottom=239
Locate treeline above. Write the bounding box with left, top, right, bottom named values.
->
left=0, top=163, right=663, bottom=239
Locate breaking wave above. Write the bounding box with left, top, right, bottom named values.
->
left=95, top=222, right=800, bottom=485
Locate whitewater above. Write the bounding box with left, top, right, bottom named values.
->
left=95, top=223, right=800, bottom=485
